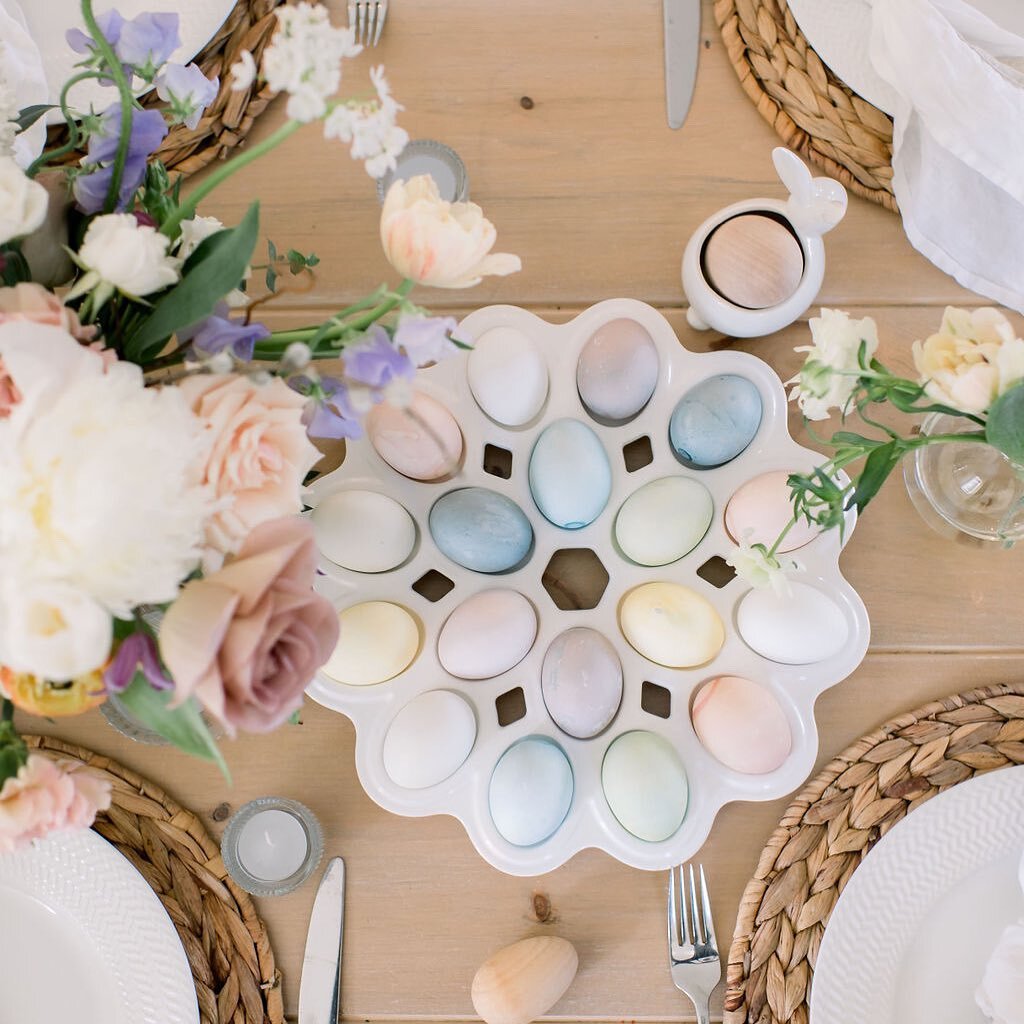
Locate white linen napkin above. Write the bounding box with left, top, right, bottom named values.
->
left=0, top=0, right=49, bottom=169
left=868, top=0, right=1024, bottom=312
left=974, top=848, right=1024, bottom=1023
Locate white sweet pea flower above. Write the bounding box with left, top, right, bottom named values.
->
left=176, top=214, right=224, bottom=259
left=725, top=536, right=803, bottom=597
left=230, top=49, right=257, bottom=91
left=72, top=213, right=179, bottom=301
left=788, top=308, right=879, bottom=421
left=323, top=66, right=408, bottom=178
left=0, top=156, right=47, bottom=245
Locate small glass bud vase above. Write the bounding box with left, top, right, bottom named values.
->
left=904, top=413, right=1024, bottom=546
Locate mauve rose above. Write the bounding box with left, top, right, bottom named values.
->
left=158, top=516, right=339, bottom=734
left=0, top=283, right=97, bottom=341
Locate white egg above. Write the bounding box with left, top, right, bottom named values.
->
left=615, top=477, right=713, bottom=566
left=541, top=628, right=622, bottom=739
left=312, top=489, right=416, bottom=573
left=737, top=583, right=849, bottom=664
left=468, top=326, right=549, bottom=426
left=489, top=738, right=573, bottom=847
left=321, top=602, right=420, bottom=685
left=383, top=690, right=477, bottom=789
left=602, top=731, right=688, bottom=842
left=438, top=590, right=538, bottom=680
left=619, top=582, right=725, bottom=668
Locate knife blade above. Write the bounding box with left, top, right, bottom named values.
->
left=664, top=0, right=701, bottom=130
left=298, top=857, right=345, bottom=1024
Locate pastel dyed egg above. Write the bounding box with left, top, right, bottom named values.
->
left=429, top=488, right=533, bottom=573
left=619, top=583, right=724, bottom=668
left=669, top=374, right=762, bottom=468
left=725, top=471, right=819, bottom=552
left=321, top=601, right=419, bottom=685
left=489, top=738, right=573, bottom=847
left=438, top=590, right=538, bottom=679
left=541, top=628, right=623, bottom=739
left=602, top=731, right=688, bottom=842
left=383, top=690, right=476, bottom=789
left=312, top=489, right=415, bottom=572
left=468, top=325, right=549, bottom=426
left=366, top=392, right=463, bottom=481
left=529, top=419, right=612, bottom=529
left=615, top=477, right=713, bottom=566
left=692, top=676, right=792, bottom=774
left=737, top=583, right=849, bottom=664
left=576, top=318, right=660, bottom=422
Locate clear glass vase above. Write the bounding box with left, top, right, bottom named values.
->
left=903, top=413, right=1024, bottom=546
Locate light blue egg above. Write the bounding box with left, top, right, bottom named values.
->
left=669, top=374, right=762, bottom=468
left=529, top=418, right=612, bottom=529
left=489, top=737, right=574, bottom=846
left=429, top=488, right=533, bottom=573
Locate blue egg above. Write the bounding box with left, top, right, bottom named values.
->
left=529, top=418, right=612, bottom=529
left=429, top=488, right=533, bottom=573
left=669, top=374, right=762, bottom=468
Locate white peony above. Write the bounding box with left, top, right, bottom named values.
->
left=76, top=213, right=179, bottom=298
left=0, top=155, right=47, bottom=245
left=976, top=921, right=1024, bottom=1024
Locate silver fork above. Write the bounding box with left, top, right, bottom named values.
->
left=349, top=0, right=389, bottom=46
left=668, top=864, right=722, bottom=1024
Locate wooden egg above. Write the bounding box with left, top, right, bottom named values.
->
left=702, top=213, right=804, bottom=309
left=471, top=936, right=579, bottom=1024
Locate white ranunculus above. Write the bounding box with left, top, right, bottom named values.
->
left=77, top=213, right=179, bottom=298
left=725, top=537, right=803, bottom=597
left=976, top=921, right=1024, bottom=1024
left=0, top=360, right=213, bottom=616
left=0, top=155, right=46, bottom=245
left=0, top=577, right=112, bottom=680
left=176, top=215, right=225, bottom=259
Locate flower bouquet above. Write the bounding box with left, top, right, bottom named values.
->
left=0, top=0, right=519, bottom=849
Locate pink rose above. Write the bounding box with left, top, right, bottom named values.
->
left=177, top=374, right=321, bottom=565
left=0, top=754, right=112, bottom=853
left=158, top=516, right=339, bottom=734
left=0, top=283, right=97, bottom=341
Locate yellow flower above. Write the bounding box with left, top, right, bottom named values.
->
left=0, top=666, right=107, bottom=717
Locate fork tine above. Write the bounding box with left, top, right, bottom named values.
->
left=699, top=864, right=717, bottom=949
left=668, top=865, right=680, bottom=948
left=358, top=1, right=368, bottom=44
left=372, top=0, right=387, bottom=45
left=348, top=0, right=358, bottom=40
left=687, top=864, right=705, bottom=945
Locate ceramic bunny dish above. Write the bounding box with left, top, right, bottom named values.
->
left=681, top=147, right=848, bottom=338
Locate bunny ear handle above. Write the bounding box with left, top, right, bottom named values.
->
left=772, top=146, right=849, bottom=238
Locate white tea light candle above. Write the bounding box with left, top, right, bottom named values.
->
left=237, top=809, right=309, bottom=881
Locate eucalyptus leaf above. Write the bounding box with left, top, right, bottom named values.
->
left=986, top=383, right=1024, bottom=464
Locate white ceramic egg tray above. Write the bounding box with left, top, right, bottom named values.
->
left=304, top=298, right=870, bottom=876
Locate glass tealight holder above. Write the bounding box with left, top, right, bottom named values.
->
left=221, top=797, right=324, bottom=897
left=376, top=139, right=469, bottom=203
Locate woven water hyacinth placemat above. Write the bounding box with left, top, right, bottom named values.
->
left=26, top=735, right=285, bottom=1024
left=723, top=681, right=1024, bottom=1023
left=713, top=0, right=897, bottom=212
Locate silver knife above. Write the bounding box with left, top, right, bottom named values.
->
left=664, top=0, right=702, bottom=129
left=298, top=857, right=345, bottom=1024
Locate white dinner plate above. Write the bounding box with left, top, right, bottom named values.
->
left=786, top=0, right=1024, bottom=115
left=811, top=764, right=1024, bottom=1024
left=0, top=828, right=199, bottom=1024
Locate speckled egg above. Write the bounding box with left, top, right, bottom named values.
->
left=321, top=601, right=420, bottom=685
left=529, top=418, right=612, bottom=529
left=669, top=374, right=762, bottom=468
left=437, top=590, right=538, bottom=679
left=312, top=489, right=416, bottom=572
left=576, top=318, right=660, bottom=422
left=602, top=731, right=688, bottom=842
left=429, top=488, right=534, bottom=573
left=489, top=738, right=574, bottom=847
left=691, top=676, right=792, bottom=774
left=737, top=582, right=849, bottom=664
left=614, top=477, right=713, bottom=566
left=383, top=690, right=477, bottom=789
left=366, top=392, right=463, bottom=481
left=467, top=325, right=549, bottom=426
left=619, top=582, right=725, bottom=668
left=725, top=470, right=820, bottom=552
left=541, top=628, right=623, bottom=739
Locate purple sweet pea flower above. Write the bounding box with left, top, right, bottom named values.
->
left=393, top=315, right=465, bottom=367
left=289, top=374, right=364, bottom=440
left=73, top=153, right=148, bottom=213
left=104, top=631, right=173, bottom=694
left=85, top=103, right=168, bottom=165
left=116, top=12, right=180, bottom=71
left=66, top=9, right=125, bottom=54
left=156, top=63, right=219, bottom=130
left=343, top=327, right=415, bottom=390
left=182, top=311, right=270, bottom=362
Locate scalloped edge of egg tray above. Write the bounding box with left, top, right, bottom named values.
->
left=304, top=297, right=870, bottom=876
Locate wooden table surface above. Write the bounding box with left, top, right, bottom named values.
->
left=39, top=0, right=1024, bottom=1020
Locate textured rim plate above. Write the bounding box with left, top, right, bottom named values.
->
left=305, top=298, right=870, bottom=876
left=0, top=828, right=199, bottom=1024
left=811, top=765, right=1024, bottom=1024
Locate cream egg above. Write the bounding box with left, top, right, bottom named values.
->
left=489, top=738, right=573, bottom=847
left=691, top=676, right=792, bottom=774
left=724, top=470, right=819, bottom=552
left=366, top=392, right=464, bottom=481
left=541, top=628, right=623, bottom=739
left=619, top=582, right=724, bottom=668
left=614, top=477, right=713, bottom=566
left=576, top=318, right=660, bottom=422
left=737, top=583, right=849, bottom=664
left=312, top=489, right=416, bottom=572
left=383, top=690, right=477, bottom=789
left=467, top=325, right=549, bottom=426
left=437, top=590, right=538, bottom=680
left=602, top=731, right=688, bottom=842
left=321, top=601, right=420, bottom=685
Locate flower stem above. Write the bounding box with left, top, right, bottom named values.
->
left=767, top=516, right=798, bottom=559
left=25, top=70, right=103, bottom=177
left=910, top=430, right=989, bottom=447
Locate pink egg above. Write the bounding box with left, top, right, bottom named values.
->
left=691, top=675, right=792, bottom=774
left=724, top=470, right=819, bottom=552
left=366, top=392, right=464, bottom=481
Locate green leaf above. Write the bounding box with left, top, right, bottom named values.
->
left=117, top=674, right=231, bottom=781
left=267, top=238, right=277, bottom=262
left=123, top=201, right=260, bottom=363
left=265, top=266, right=277, bottom=293
left=15, top=104, right=55, bottom=132
left=851, top=440, right=900, bottom=513
left=0, top=714, right=27, bottom=786
left=987, top=382, right=1024, bottom=464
